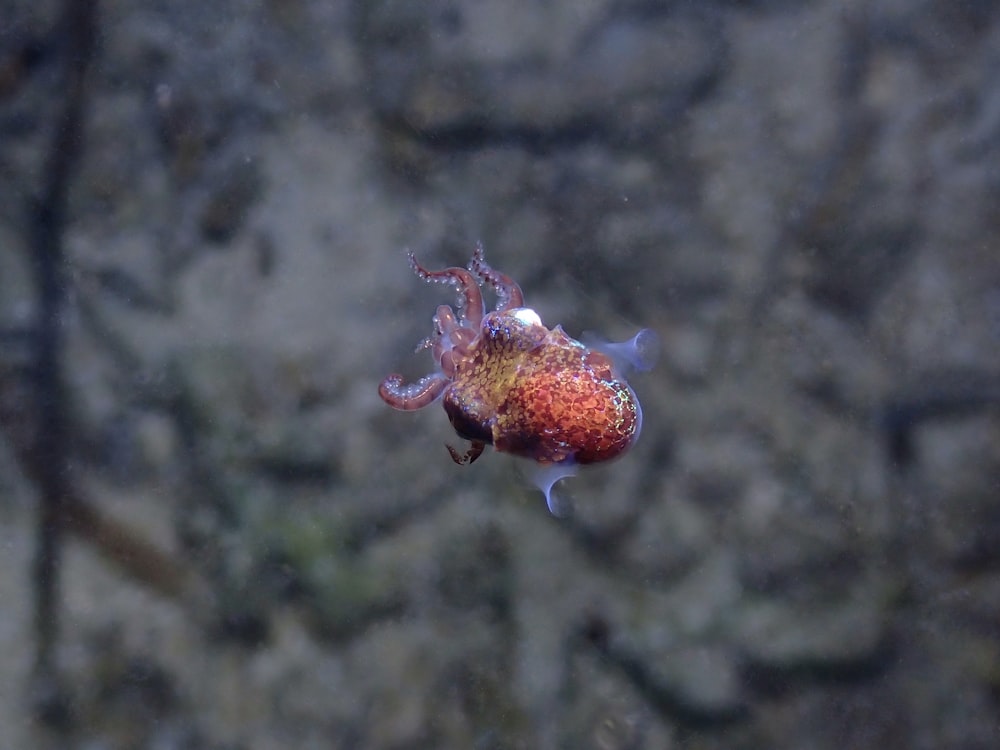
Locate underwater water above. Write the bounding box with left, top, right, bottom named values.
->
left=1, top=0, right=998, bottom=748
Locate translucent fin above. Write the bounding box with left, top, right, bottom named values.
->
left=529, top=461, right=578, bottom=516
left=583, top=328, right=660, bottom=374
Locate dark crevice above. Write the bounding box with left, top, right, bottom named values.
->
left=380, top=114, right=613, bottom=155
left=28, top=0, right=98, bottom=692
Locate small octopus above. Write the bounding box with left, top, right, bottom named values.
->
left=379, top=243, right=657, bottom=514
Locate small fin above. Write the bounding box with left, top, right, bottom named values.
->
left=582, top=328, right=660, bottom=374
left=529, top=461, right=578, bottom=516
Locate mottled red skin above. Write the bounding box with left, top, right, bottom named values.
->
left=378, top=244, right=643, bottom=468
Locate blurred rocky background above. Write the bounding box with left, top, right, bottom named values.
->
left=1, top=0, right=999, bottom=748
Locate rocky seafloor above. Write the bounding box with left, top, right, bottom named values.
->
left=1, top=0, right=998, bottom=748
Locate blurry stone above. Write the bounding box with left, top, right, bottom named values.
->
left=363, top=2, right=721, bottom=137
left=560, top=650, right=675, bottom=748
left=154, top=86, right=214, bottom=183
left=435, top=521, right=512, bottom=622
left=767, top=292, right=886, bottom=409
left=263, top=515, right=407, bottom=642
left=917, top=417, right=1000, bottom=567
left=169, top=345, right=336, bottom=468
left=873, top=248, right=1000, bottom=374
left=302, top=559, right=405, bottom=642
left=619, top=491, right=711, bottom=582
left=199, top=160, right=264, bottom=244
left=0, top=225, right=34, bottom=323
left=648, top=644, right=745, bottom=721
left=665, top=324, right=715, bottom=383
left=799, top=226, right=917, bottom=319
left=733, top=579, right=896, bottom=675
left=133, top=411, right=178, bottom=471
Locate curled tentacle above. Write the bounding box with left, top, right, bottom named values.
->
left=409, top=251, right=485, bottom=327
left=431, top=305, right=478, bottom=377
left=469, top=241, right=524, bottom=311
left=378, top=372, right=448, bottom=411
